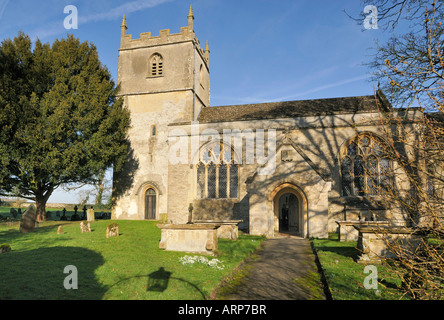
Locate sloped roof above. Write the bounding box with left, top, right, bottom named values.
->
left=198, top=94, right=384, bottom=123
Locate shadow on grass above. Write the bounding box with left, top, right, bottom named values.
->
left=0, top=246, right=106, bottom=300
left=313, top=239, right=360, bottom=260
left=107, top=267, right=207, bottom=300
left=0, top=221, right=74, bottom=239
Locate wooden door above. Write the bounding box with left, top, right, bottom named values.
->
left=145, top=188, right=156, bottom=220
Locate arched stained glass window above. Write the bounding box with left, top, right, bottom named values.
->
left=341, top=156, right=353, bottom=196
left=341, top=134, right=393, bottom=196
left=207, top=163, right=217, bottom=198
left=197, top=164, right=205, bottom=199
left=354, top=155, right=365, bottom=196
left=229, top=164, right=239, bottom=198
left=196, top=142, right=239, bottom=199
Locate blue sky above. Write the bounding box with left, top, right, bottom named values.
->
left=0, top=0, right=397, bottom=204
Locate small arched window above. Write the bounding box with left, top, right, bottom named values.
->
left=196, top=142, right=239, bottom=199
left=340, top=133, right=393, bottom=196
left=149, top=53, right=163, bottom=77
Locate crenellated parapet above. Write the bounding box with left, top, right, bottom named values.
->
left=119, top=5, right=209, bottom=67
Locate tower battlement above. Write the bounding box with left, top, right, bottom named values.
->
left=119, top=5, right=209, bottom=66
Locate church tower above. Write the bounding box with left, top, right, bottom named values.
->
left=113, top=6, right=210, bottom=220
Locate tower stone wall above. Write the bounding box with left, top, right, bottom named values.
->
left=112, top=6, right=210, bottom=220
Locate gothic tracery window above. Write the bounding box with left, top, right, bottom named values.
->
left=341, top=134, right=392, bottom=196
left=196, top=142, right=239, bottom=199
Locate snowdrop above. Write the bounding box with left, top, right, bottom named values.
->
left=179, top=255, right=224, bottom=269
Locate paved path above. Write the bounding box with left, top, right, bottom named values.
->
left=222, top=235, right=327, bottom=300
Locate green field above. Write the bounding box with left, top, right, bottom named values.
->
left=0, top=205, right=110, bottom=221
left=0, top=218, right=264, bottom=300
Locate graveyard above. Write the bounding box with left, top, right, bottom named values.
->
left=0, top=205, right=264, bottom=300
left=0, top=204, right=420, bottom=300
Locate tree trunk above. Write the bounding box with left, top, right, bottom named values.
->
left=35, top=186, right=53, bottom=222
left=95, top=184, right=104, bottom=206
left=94, top=170, right=106, bottom=206
left=35, top=196, right=47, bottom=222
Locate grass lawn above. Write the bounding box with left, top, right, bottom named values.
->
left=0, top=218, right=264, bottom=300
left=312, top=234, right=405, bottom=300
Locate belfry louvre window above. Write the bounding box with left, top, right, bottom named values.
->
left=196, top=142, right=239, bottom=199
left=341, top=134, right=393, bottom=196
left=150, top=54, right=163, bottom=76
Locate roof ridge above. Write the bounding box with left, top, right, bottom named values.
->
left=210, top=94, right=375, bottom=109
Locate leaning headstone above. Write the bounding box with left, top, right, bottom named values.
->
left=86, top=207, right=95, bottom=222
left=19, top=204, right=37, bottom=233
left=57, top=225, right=64, bottom=234
left=80, top=221, right=91, bottom=233
left=106, top=223, right=119, bottom=238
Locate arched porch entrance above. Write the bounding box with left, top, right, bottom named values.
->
left=277, top=193, right=299, bottom=233
left=271, top=184, right=306, bottom=237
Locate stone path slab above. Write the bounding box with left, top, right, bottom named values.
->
left=222, top=235, right=327, bottom=300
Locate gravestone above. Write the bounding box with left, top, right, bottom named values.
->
left=86, top=207, right=95, bottom=222
left=80, top=221, right=91, bottom=233
left=82, top=206, right=87, bottom=220
left=70, top=213, right=81, bottom=221
left=106, top=223, right=119, bottom=238
left=19, top=204, right=37, bottom=233
left=57, top=225, right=64, bottom=234
left=158, top=224, right=219, bottom=254
left=10, top=208, right=17, bottom=219
left=60, top=209, right=67, bottom=220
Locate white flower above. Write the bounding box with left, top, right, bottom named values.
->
left=179, top=255, right=224, bottom=269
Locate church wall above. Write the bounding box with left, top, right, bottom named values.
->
left=113, top=10, right=424, bottom=237
left=166, top=111, right=419, bottom=236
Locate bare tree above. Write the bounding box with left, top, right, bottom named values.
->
left=365, top=1, right=444, bottom=299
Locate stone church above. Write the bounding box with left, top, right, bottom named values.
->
left=112, top=7, right=410, bottom=238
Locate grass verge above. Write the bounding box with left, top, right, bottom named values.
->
left=0, top=219, right=264, bottom=300
left=311, top=234, right=404, bottom=300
